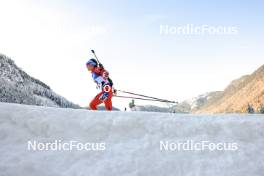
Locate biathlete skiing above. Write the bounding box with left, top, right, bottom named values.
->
left=86, top=50, right=115, bottom=111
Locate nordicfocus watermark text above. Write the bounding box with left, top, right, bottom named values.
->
left=160, top=24, right=239, bottom=36
left=27, top=140, right=106, bottom=151
left=160, top=140, right=238, bottom=151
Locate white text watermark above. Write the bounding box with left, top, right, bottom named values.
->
left=27, top=140, right=106, bottom=151
left=160, top=140, right=238, bottom=151
left=160, top=24, right=239, bottom=36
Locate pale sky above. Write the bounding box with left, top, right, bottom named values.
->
left=0, top=0, right=263, bottom=109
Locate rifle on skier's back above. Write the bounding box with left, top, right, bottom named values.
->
left=91, top=50, right=114, bottom=88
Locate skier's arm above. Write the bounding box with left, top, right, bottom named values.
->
left=94, top=67, right=109, bottom=79
left=93, top=67, right=115, bottom=92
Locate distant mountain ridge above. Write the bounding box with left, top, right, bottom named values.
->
left=0, top=54, right=79, bottom=108
left=136, top=64, right=264, bottom=114
left=196, top=64, right=264, bottom=113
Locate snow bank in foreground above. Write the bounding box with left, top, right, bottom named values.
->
left=0, top=102, right=264, bottom=176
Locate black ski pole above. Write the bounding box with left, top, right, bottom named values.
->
left=114, top=95, right=176, bottom=103
left=116, top=90, right=178, bottom=104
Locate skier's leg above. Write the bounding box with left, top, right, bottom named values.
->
left=89, top=92, right=104, bottom=110
left=104, top=98, right=112, bottom=111
left=104, top=91, right=113, bottom=111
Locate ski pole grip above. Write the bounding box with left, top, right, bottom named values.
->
left=91, top=50, right=95, bottom=53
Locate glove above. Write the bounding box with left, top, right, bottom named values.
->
left=99, top=92, right=109, bottom=101
left=102, top=70, right=109, bottom=79
left=113, top=89, right=117, bottom=95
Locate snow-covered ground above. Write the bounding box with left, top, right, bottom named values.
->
left=0, top=102, right=264, bottom=176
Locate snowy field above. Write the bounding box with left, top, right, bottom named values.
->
left=0, top=102, right=264, bottom=176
